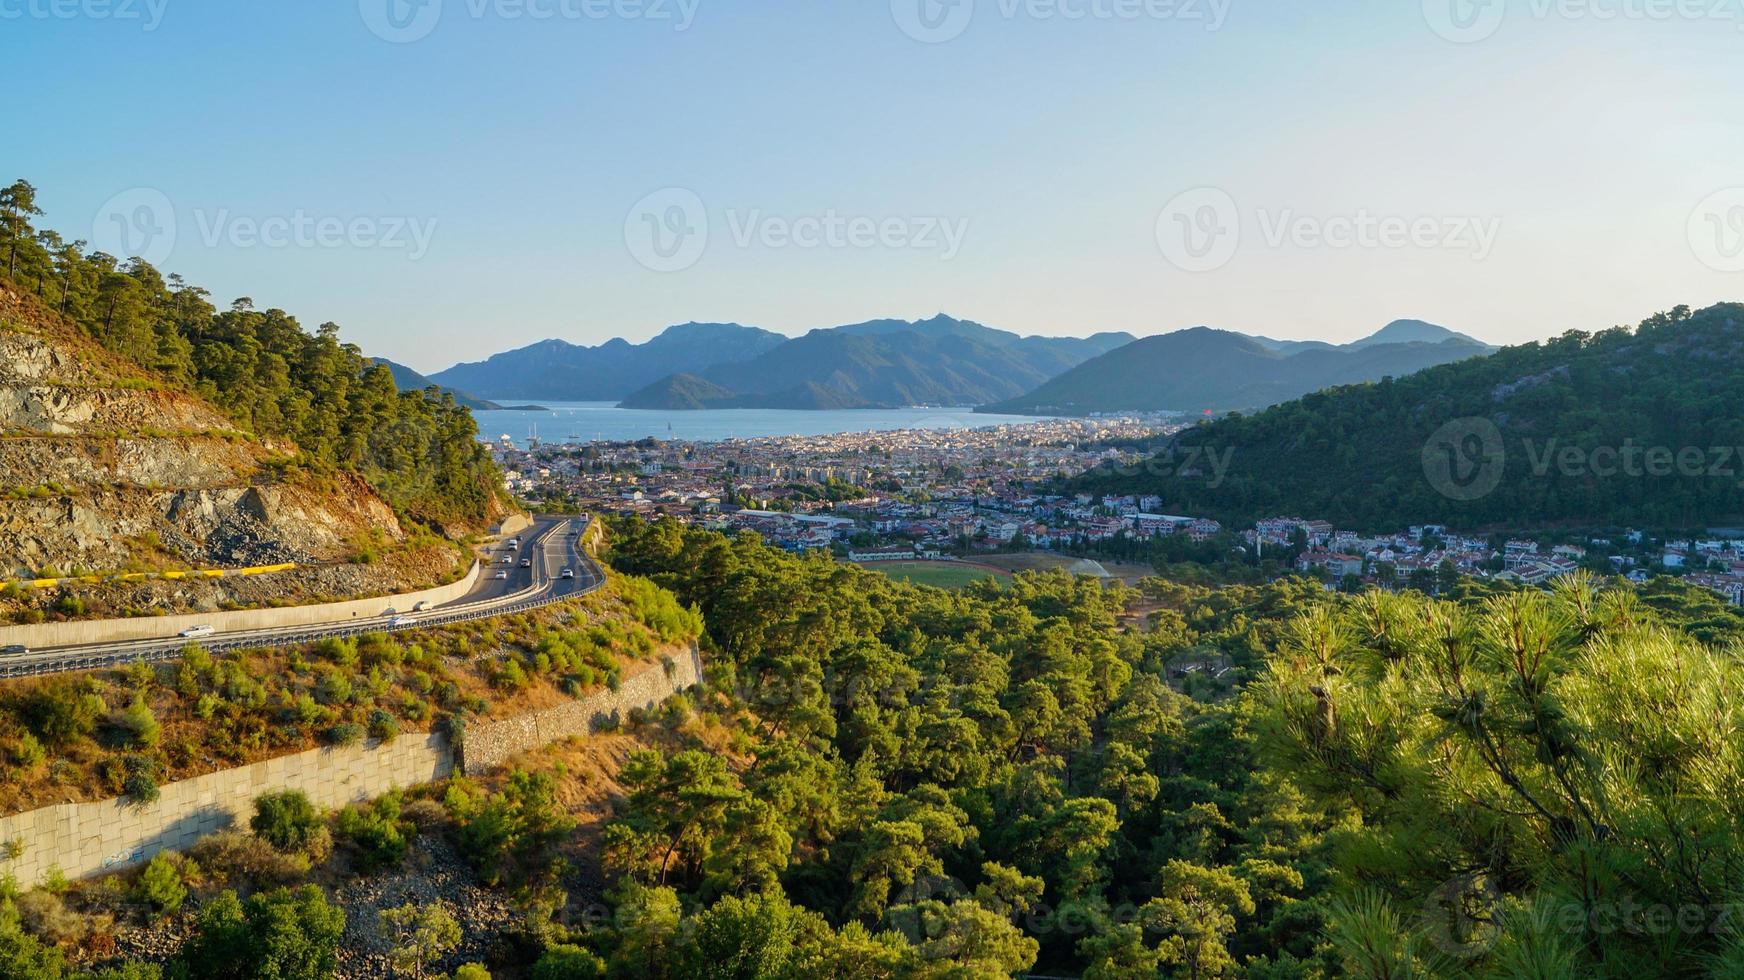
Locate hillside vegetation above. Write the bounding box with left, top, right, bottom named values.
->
left=0, top=178, right=505, bottom=575
left=1078, top=303, right=1744, bottom=530
left=980, top=321, right=1494, bottom=416
left=4, top=520, right=1744, bottom=976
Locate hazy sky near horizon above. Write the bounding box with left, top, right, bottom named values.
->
left=6, top=0, right=1744, bottom=372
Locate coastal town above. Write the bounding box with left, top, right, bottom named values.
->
left=485, top=419, right=1744, bottom=605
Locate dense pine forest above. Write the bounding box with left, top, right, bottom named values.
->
left=2, top=519, right=1743, bottom=976
left=0, top=178, right=501, bottom=527
left=584, top=520, right=1744, bottom=977
left=1078, top=303, right=1744, bottom=531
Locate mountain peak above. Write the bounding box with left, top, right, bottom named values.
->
left=1350, top=319, right=1488, bottom=349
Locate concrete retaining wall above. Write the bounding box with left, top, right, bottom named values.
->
left=0, top=734, right=450, bottom=886
left=0, top=562, right=481, bottom=650
left=463, top=644, right=703, bottom=773
left=0, top=650, right=700, bottom=885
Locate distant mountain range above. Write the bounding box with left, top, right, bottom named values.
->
left=978, top=320, right=1496, bottom=416
left=429, top=323, right=788, bottom=401
left=416, top=315, right=1493, bottom=415
left=372, top=359, right=509, bottom=411
left=1073, top=303, right=1744, bottom=530
left=619, top=315, right=1136, bottom=410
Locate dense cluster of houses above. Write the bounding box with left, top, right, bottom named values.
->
left=488, top=429, right=1744, bottom=606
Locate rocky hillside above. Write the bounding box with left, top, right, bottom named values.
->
left=0, top=283, right=408, bottom=580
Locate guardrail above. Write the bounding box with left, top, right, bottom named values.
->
left=0, top=518, right=604, bottom=679
left=6, top=562, right=300, bottom=591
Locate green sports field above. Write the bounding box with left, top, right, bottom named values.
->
left=857, top=561, right=1009, bottom=589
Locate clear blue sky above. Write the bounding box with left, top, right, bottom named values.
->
left=6, top=0, right=1743, bottom=371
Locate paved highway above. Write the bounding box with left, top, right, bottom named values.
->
left=0, top=515, right=604, bottom=679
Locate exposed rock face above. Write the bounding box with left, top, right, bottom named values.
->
left=0, top=285, right=406, bottom=577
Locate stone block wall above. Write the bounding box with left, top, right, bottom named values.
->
left=0, top=733, right=451, bottom=885
left=462, top=644, right=702, bottom=774
left=0, top=647, right=700, bottom=885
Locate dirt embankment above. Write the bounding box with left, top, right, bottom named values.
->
left=0, top=285, right=459, bottom=616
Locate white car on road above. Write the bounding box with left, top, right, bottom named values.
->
left=179, top=625, right=216, bottom=639
left=494, top=570, right=510, bottom=580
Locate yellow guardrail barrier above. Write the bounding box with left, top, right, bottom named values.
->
left=8, top=563, right=299, bottom=590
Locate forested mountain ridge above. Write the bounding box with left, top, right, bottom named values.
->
left=621, top=315, right=1134, bottom=410
left=980, top=320, right=1495, bottom=416
left=0, top=178, right=504, bottom=552
left=372, top=358, right=504, bottom=412
left=429, top=322, right=789, bottom=401
left=1077, top=302, right=1744, bottom=530
left=442, top=313, right=1132, bottom=407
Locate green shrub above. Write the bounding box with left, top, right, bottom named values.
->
left=335, top=792, right=409, bottom=872
left=17, top=889, right=85, bottom=945
left=313, top=637, right=358, bottom=667
left=530, top=944, right=607, bottom=979
left=21, top=680, right=103, bottom=746
left=327, top=722, right=364, bottom=747
left=313, top=671, right=352, bottom=706
left=11, top=733, right=45, bottom=767
left=124, top=770, right=160, bottom=805
left=133, top=852, right=186, bottom=913
left=251, top=791, right=322, bottom=853
left=367, top=710, right=398, bottom=744
left=188, top=830, right=310, bottom=886
left=175, top=887, right=345, bottom=980
left=113, top=694, right=162, bottom=748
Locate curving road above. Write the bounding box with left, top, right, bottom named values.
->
left=0, top=515, right=604, bottom=679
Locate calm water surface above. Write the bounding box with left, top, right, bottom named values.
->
left=472, top=403, right=1056, bottom=447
